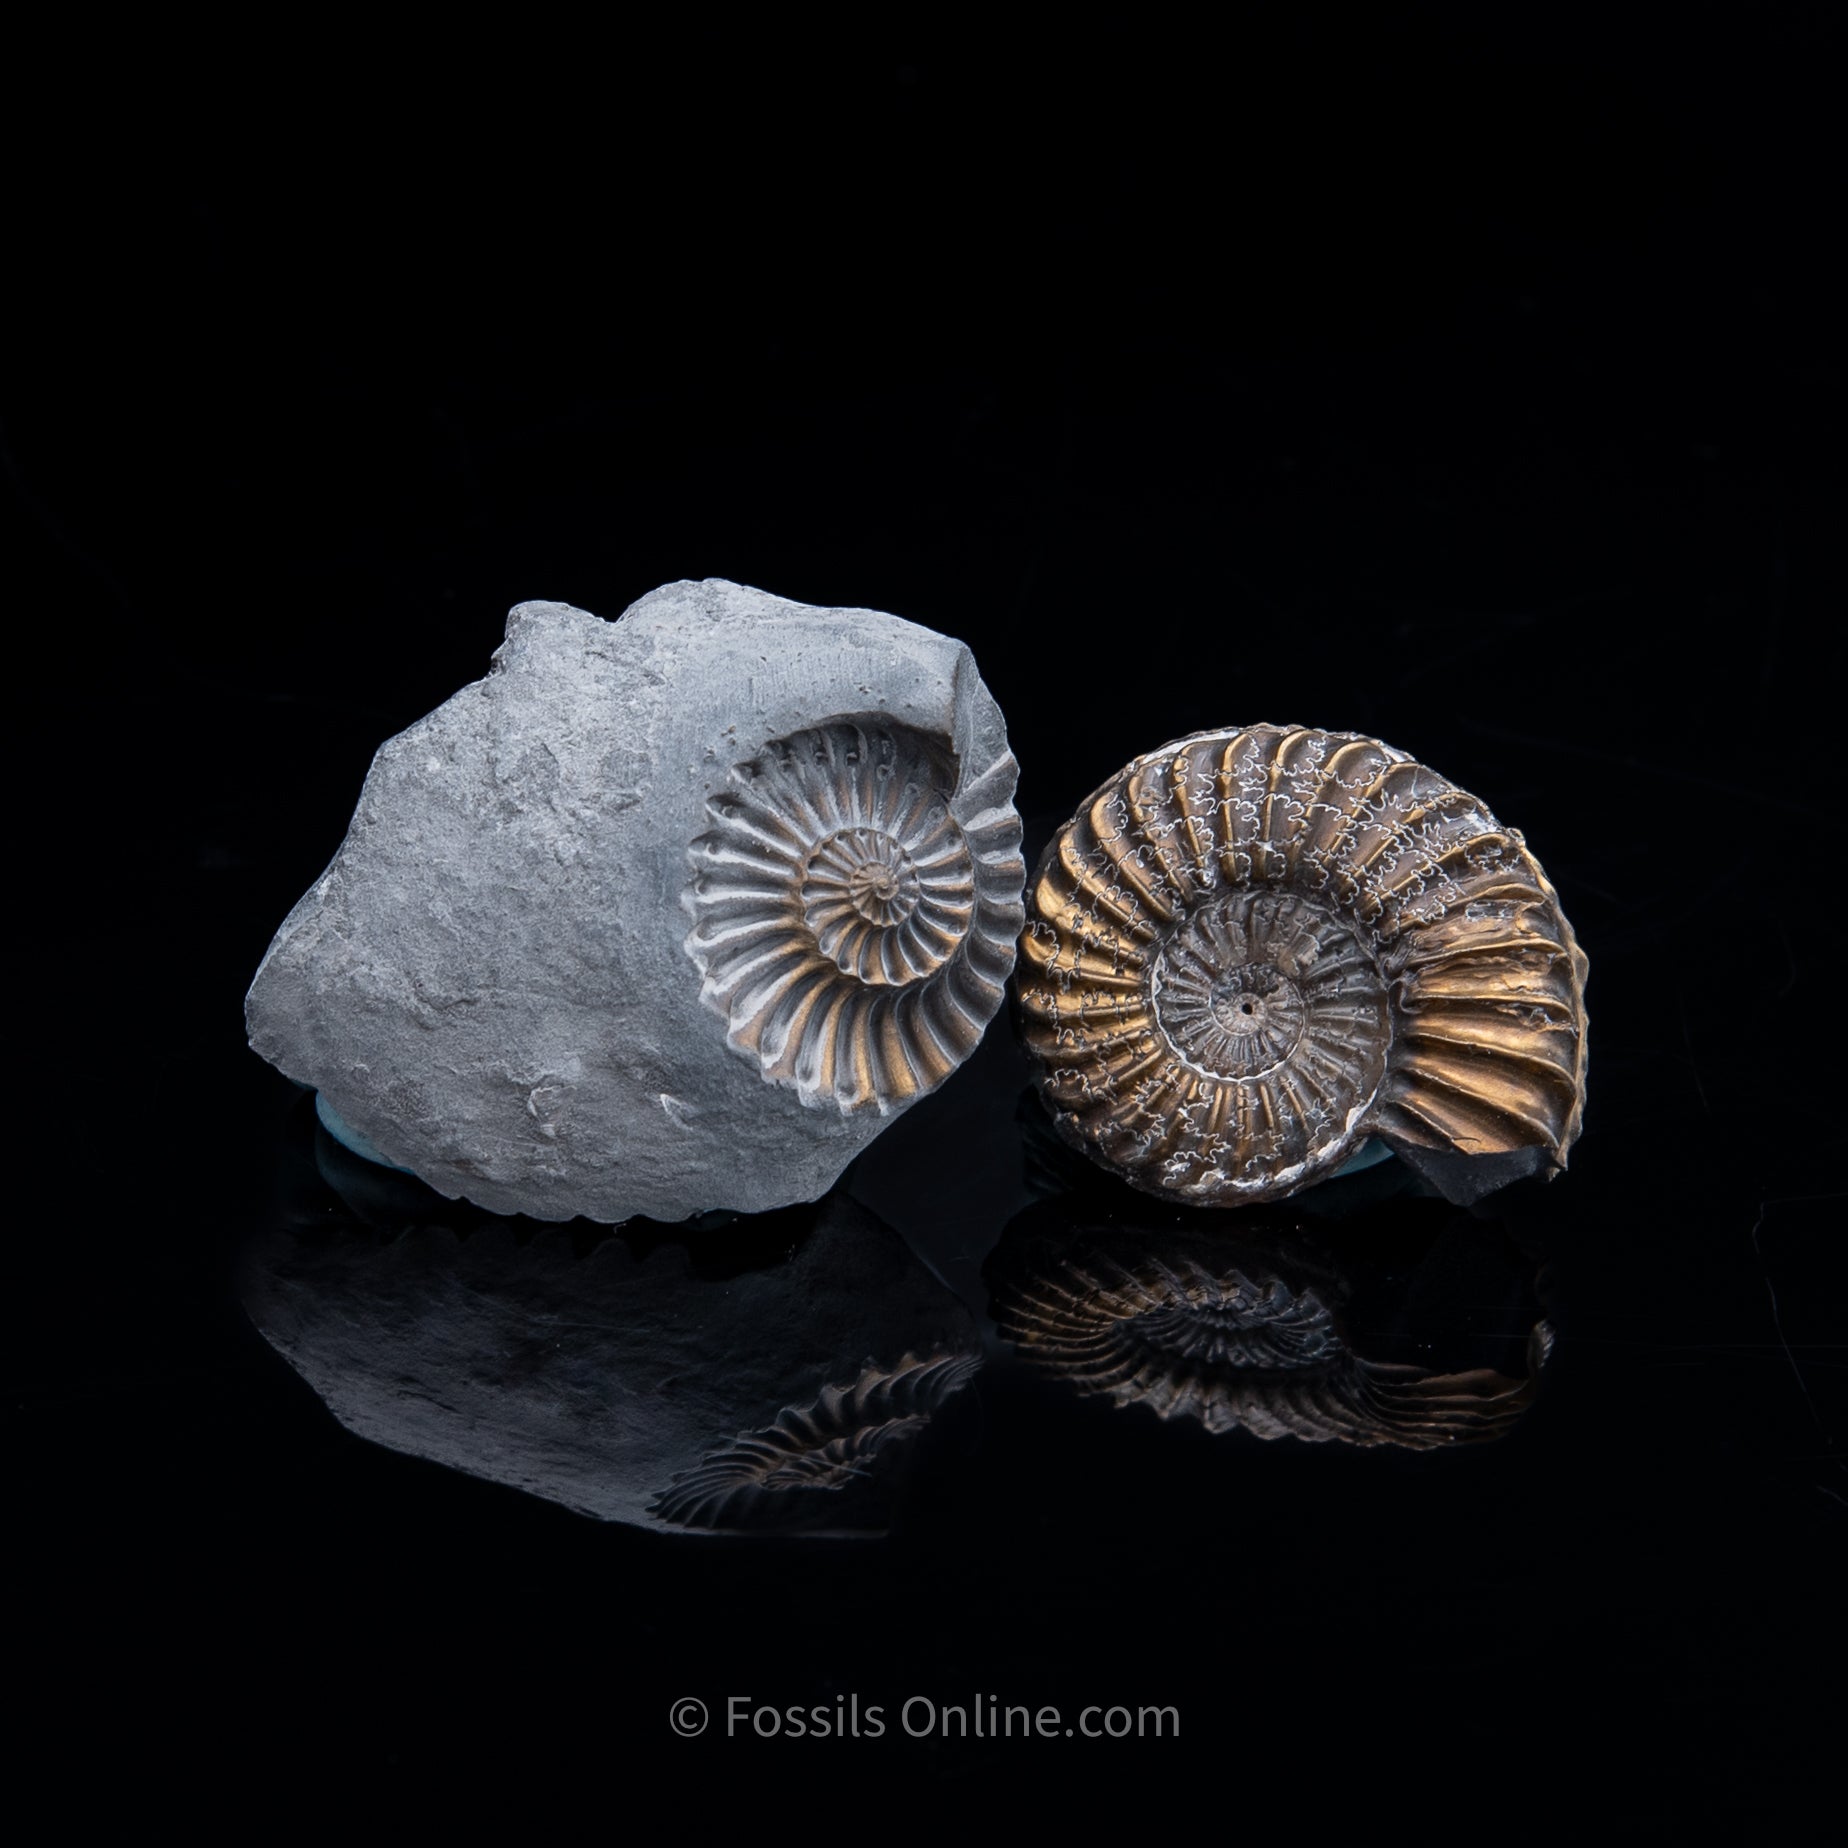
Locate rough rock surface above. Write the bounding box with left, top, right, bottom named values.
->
left=245, top=580, right=1023, bottom=1222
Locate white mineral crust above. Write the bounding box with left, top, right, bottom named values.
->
left=245, top=580, right=1022, bottom=1222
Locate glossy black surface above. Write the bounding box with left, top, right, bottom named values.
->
left=16, top=14, right=1840, bottom=1825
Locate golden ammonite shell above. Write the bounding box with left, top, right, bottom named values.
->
left=1016, top=725, right=1588, bottom=1205
left=686, top=719, right=1025, bottom=1113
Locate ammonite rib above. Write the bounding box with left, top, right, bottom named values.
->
left=686, top=718, right=1025, bottom=1114
left=1016, top=725, right=1588, bottom=1206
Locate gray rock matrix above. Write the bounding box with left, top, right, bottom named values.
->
left=245, top=580, right=1023, bottom=1222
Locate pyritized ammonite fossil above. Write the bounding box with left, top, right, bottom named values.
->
left=1017, top=725, right=1588, bottom=1206
left=686, top=719, right=1025, bottom=1113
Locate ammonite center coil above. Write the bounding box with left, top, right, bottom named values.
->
left=1016, top=725, right=1588, bottom=1206
left=686, top=717, right=1025, bottom=1115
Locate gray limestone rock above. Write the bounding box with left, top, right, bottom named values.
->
left=245, top=580, right=1025, bottom=1222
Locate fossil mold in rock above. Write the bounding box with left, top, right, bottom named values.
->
left=244, top=580, right=1024, bottom=1224
left=1015, top=725, right=1588, bottom=1207
left=684, top=718, right=1021, bottom=1114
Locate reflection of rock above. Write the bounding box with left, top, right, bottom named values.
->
left=985, top=1199, right=1550, bottom=1449
left=242, top=1110, right=982, bottom=1535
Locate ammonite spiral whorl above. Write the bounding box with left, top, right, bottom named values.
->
left=686, top=719, right=1025, bottom=1113
left=1016, top=725, right=1588, bottom=1206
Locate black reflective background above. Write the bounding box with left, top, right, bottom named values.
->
left=15, top=15, right=1842, bottom=1828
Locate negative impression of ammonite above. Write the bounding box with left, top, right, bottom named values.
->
left=1016, top=726, right=1588, bottom=1206
left=686, top=719, right=1025, bottom=1113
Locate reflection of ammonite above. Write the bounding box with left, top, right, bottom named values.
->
left=650, top=1352, right=981, bottom=1534
left=686, top=720, right=1025, bottom=1113
left=988, top=1227, right=1549, bottom=1450
left=247, top=1143, right=985, bottom=1537
left=1017, top=725, right=1589, bottom=1205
